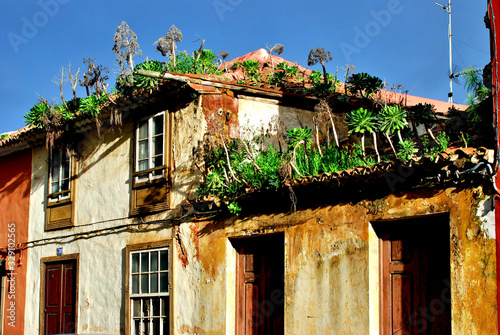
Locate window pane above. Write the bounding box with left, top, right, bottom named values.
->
left=134, top=320, right=141, bottom=335
left=153, top=115, right=164, bottom=136
left=61, top=154, right=70, bottom=179
left=141, top=274, right=149, bottom=294
left=50, top=181, right=59, bottom=194
left=142, top=299, right=151, bottom=317
left=152, top=298, right=160, bottom=316
left=61, top=179, right=69, bottom=192
left=160, top=272, right=168, bottom=293
left=152, top=318, right=160, bottom=335
left=150, top=273, right=158, bottom=293
left=139, top=140, right=149, bottom=160
left=50, top=164, right=60, bottom=188
left=153, top=135, right=163, bottom=156
left=161, top=298, right=169, bottom=316
left=163, top=318, right=168, bottom=335
left=133, top=299, right=141, bottom=317
left=151, top=252, right=158, bottom=272
left=141, top=253, right=149, bottom=272
left=132, top=274, right=139, bottom=294
left=153, top=156, right=163, bottom=169
left=138, top=121, right=148, bottom=139
left=138, top=161, right=149, bottom=173
left=132, top=254, right=139, bottom=273
left=160, top=250, right=168, bottom=271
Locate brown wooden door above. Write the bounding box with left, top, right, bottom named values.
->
left=234, top=234, right=284, bottom=335
left=376, top=216, right=451, bottom=335
left=44, top=260, right=76, bottom=335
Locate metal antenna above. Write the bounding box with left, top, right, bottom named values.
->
left=435, top=1, right=453, bottom=103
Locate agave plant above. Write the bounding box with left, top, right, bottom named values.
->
left=346, top=72, right=383, bottom=98
left=25, top=101, right=51, bottom=128
left=409, top=103, right=438, bottom=144
left=346, top=108, right=380, bottom=161
left=134, top=60, right=165, bottom=88
left=241, top=60, right=261, bottom=82
left=379, top=104, right=408, bottom=157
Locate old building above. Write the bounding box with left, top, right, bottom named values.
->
left=0, top=49, right=497, bottom=334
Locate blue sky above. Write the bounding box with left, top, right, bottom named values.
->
left=0, top=0, right=490, bottom=135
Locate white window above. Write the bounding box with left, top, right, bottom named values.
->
left=49, top=150, right=71, bottom=202
left=130, top=247, right=170, bottom=335
left=136, top=112, right=165, bottom=183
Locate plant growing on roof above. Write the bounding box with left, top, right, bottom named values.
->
left=266, top=43, right=284, bottom=73
left=113, top=21, right=142, bottom=78
left=346, top=107, right=380, bottom=161
left=378, top=104, right=408, bottom=157
left=397, top=139, right=418, bottom=161
left=307, top=47, right=332, bottom=85
left=193, top=49, right=221, bottom=74
left=342, top=64, right=356, bottom=96
left=346, top=72, right=383, bottom=98
left=286, top=127, right=313, bottom=176
left=241, top=59, right=261, bottom=82
left=155, top=24, right=182, bottom=69
left=408, top=103, right=439, bottom=144
left=314, top=99, right=339, bottom=148
left=80, top=58, right=111, bottom=102
left=218, top=51, right=229, bottom=72
left=133, top=60, right=165, bottom=88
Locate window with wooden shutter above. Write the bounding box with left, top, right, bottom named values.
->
left=46, top=149, right=76, bottom=231
left=131, top=111, right=172, bottom=215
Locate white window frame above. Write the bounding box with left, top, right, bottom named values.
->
left=135, top=112, right=166, bottom=184
left=129, top=247, right=170, bottom=335
left=48, top=149, right=71, bottom=202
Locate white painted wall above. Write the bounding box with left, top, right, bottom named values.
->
left=24, top=100, right=209, bottom=334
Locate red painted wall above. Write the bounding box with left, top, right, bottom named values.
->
left=0, top=149, right=31, bottom=335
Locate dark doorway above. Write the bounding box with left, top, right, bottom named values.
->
left=373, top=215, right=451, bottom=335
left=232, top=233, right=285, bottom=335
left=44, top=259, right=77, bottom=335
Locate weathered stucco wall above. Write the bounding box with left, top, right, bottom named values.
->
left=174, top=185, right=497, bottom=335
left=238, top=96, right=315, bottom=143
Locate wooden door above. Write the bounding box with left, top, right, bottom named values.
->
left=234, top=234, right=284, bottom=335
left=376, top=216, right=451, bottom=335
left=44, top=260, right=76, bottom=335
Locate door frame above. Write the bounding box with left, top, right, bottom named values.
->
left=39, top=253, right=79, bottom=335
left=370, top=213, right=451, bottom=335
left=230, top=232, right=285, bottom=335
